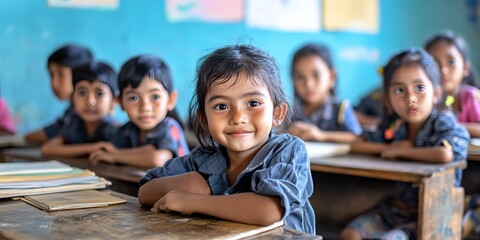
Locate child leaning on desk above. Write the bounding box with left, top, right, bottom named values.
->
left=342, top=48, right=470, bottom=240
left=288, top=43, right=362, bottom=143
left=41, top=61, right=118, bottom=157
left=26, top=44, right=94, bottom=144
left=88, top=55, right=189, bottom=168
left=138, top=45, right=315, bottom=234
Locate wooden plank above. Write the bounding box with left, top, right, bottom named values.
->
left=0, top=191, right=317, bottom=240
left=310, top=155, right=466, bottom=180
left=417, top=169, right=463, bottom=240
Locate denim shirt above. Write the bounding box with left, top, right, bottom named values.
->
left=294, top=97, right=363, bottom=135
left=140, top=133, right=315, bottom=234
left=114, top=117, right=189, bottom=157
left=369, top=109, right=469, bottom=207
left=44, top=104, right=76, bottom=139
left=60, top=114, right=117, bottom=144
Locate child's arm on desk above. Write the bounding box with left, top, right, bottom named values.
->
left=89, top=144, right=173, bottom=168
left=350, top=138, right=389, bottom=155
left=462, top=122, right=480, bottom=138
left=138, top=172, right=211, bottom=206
left=153, top=191, right=283, bottom=226
left=381, top=144, right=453, bottom=163
left=25, top=130, right=48, bottom=144
left=41, top=136, right=109, bottom=157
left=291, top=122, right=357, bottom=143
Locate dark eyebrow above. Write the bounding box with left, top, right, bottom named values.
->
left=207, top=90, right=267, bottom=103
left=124, top=87, right=162, bottom=95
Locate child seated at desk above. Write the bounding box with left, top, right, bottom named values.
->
left=41, top=61, right=118, bottom=157
left=88, top=55, right=189, bottom=168
left=289, top=43, right=362, bottom=143
left=138, top=45, right=315, bottom=234
left=26, top=44, right=94, bottom=144
left=342, top=48, right=469, bottom=240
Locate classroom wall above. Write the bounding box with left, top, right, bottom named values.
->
left=1, top=0, right=479, bottom=133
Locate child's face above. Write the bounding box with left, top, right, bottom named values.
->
left=120, top=78, right=177, bottom=132
left=203, top=73, right=286, bottom=157
left=293, top=55, right=335, bottom=105
left=73, top=80, right=114, bottom=123
left=48, top=63, right=73, bottom=100
left=427, top=41, right=469, bottom=95
left=388, top=65, right=438, bottom=126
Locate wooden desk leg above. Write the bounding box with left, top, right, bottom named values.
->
left=418, top=169, right=463, bottom=240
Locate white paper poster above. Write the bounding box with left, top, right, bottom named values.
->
left=246, top=0, right=321, bottom=32
left=166, top=0, right=244, bottom=23
left=48, top=0, right=118, bottom=9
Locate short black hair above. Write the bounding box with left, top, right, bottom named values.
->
left=72, top=61, right=118, bottom=96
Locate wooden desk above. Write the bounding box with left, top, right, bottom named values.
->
left=310, top=154, right=465, bottom=240
left=0, top=148, right=147, bottom=197
left=0, top=191, right=320, bottom=240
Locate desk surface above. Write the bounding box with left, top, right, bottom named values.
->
left=310, top=154, right=466, bottom=182
left=0, top=191, right=320, bottom=240
left=0, top=148, right=146, bottom=183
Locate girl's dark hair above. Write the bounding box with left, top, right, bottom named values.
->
left=118, top=55, right=183, bottom=127
left=291, top=43, right=336, bottom=96
left=72, top=61, right=119, bottom=97
left=383, top=48, right=440, bottom=95
left=425, top=30, right=479, bottom=88
left=190, top=44, right=292, bottom=150
left=47, top=44, right=94, bottom=69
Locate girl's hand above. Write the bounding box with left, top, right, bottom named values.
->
left=89, top=149, right=116, bottom=165
left=151, top=190, right=196, bottom=215
left=290, top=122, right=325, bottom=141
left=380, top=147, right=400, bottom=159
left=96, top=142, right=118, bottom=153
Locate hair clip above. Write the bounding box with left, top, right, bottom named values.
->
left=445, top=95, right=455, bottom=107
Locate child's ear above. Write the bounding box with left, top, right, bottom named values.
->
left=167, top=91, right=178, bottom=111
left=116, top=96, right=125, bottom=111
left=464, top=61, right=472, bottom=78
left=273, top=102, right=288, bottom=127
left=433, top=86, right=442, bottom=104
left=196, top=109, right=208, bottom=131
left=329, top=68, right=337, bottom=90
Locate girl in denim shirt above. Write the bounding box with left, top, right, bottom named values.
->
left=138, top=45, right=315, bottom=234
left=342, top=49, right=469, bottom=240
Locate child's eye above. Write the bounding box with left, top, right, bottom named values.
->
left=97, top=91, right=105, bottom=97
left=415, top=84, right=426, bottom=92
left=214, top=104, right=228, bottom=110
left=449, top=59, right=456, bottom=65
left=248, top=101, right=261, bottom=107
left=313, top=71, right=320, bottom=79
left=152, top=94, right=161, bottom=101
left=393, top=87, right=404, bottom=95
left=77, top=90, right=87, bottom=96
left=128, top=96, right=139, bottom=102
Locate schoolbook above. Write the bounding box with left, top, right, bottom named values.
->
left=304, top=141, right=350, bottom=159
left=0, top=178, right=111, bottom=198
left=0, top=160, right=72, bottom=176
left=0, top=168, right=94, bottom=183
left=20, top=190, right=126, bottom=211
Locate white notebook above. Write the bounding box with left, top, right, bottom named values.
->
left=0, top=160, right=73, bottom=176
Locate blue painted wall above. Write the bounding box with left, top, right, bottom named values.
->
left=1, top=0, right=479, bottom=133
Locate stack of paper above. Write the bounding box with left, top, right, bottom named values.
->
left=0, top=161, right=111, bottom=199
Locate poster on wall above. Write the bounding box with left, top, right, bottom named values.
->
left=48, top=0, right=118, bottom=8
left=323, top=0, right=378, bottom=33
left=246, top=0, right=321, bottom=32
left=166, top=0, right=243, bottom=23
